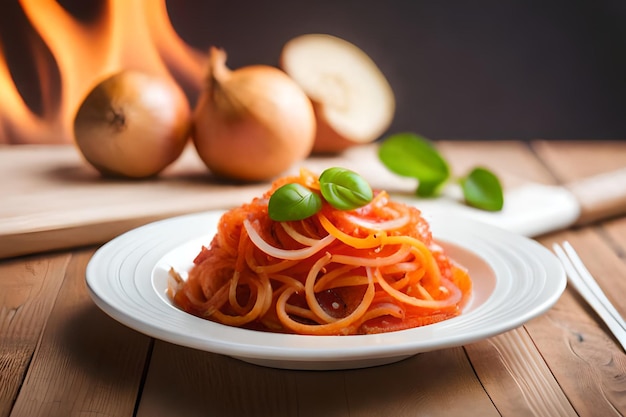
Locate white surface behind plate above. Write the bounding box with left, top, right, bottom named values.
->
left=396, top=183, right=581, bottom=238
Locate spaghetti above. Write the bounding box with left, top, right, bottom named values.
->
left=169, top=169, right=472, bottom=335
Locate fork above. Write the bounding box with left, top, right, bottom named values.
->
left=553, top=241, right=626, bottom=352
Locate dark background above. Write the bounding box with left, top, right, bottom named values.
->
left=165, top=0, right=626, bottom=141
left=4, top=0, right=626, bottom=141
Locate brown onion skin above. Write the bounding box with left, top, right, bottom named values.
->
left=192, top=48, right=316, bottom=182
left=73, top=71, right=191, bottom=178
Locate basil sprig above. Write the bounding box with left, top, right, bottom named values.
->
left=378, top=132, right=504, bottom=211
left=268, top=183, right=322, bottom=221
left=319, top=167, right=373, bottom=210
left=378, top=133, right=449, bottom=197
left=461, top=167, right=504, bottom=211
left=268, top=168, right=373, bottom=221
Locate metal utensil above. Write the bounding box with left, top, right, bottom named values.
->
left=553, top=241, right=626, bottom=352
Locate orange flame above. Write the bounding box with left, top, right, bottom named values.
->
left=0, top=0, right=207, bottom=144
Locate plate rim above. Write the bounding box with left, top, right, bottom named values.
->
left=86, top=210, right=566, bottom=368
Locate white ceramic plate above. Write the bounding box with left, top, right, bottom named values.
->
left=86, top=210, right=566, bottom=370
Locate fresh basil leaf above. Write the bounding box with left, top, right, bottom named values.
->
left=378, top=133, right=450, bottom=195
left=268, top=183, right=323, bottom=221
left=460, top=167, right=504, bottom=211
left=416, top=180, right=442, bottom=197
left=319, top=167, right=373, bottom=210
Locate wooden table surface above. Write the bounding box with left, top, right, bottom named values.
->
left=2, top=140, right=626, bottom=417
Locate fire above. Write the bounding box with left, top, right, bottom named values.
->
left=0, top=0, right=207, bottom=144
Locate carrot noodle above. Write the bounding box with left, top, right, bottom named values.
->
left=169, top=170, right=472, bottom=335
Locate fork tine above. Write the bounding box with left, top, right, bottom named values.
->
left=553, top=242, right=626, bottom=352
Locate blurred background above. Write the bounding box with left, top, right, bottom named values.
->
left=2, top=0, right=626, bottom=143
left=170, top=0, right=626, bottom=141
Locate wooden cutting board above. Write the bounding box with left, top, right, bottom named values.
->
left=5, top=141, right=599, bottom=259
left=1, top=143, right=426, bottom=259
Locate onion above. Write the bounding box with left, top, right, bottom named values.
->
left=280, top=34, right=395, bottom=154
left=280, top=221, right=323, bottom=246
left=243, top=219, right=335, bottom=260
left=373, top=268, right=461, bottom=308
left=192, top=47, right=316, bottom=181
left=73, top=70, right=191, bottom=178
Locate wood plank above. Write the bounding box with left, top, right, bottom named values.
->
left=528, top=140, right=626, bottom=415
left=9, top=249, right=151, bottom=417
left=449, top=140, right=623, bottom=415
left=603, top=217, right=626, bottom=255
left=444, top=139, right=582, bottom=415
left=439, top=140, right=557, bottom=187
left=465, top=328, right=577, bottom=416
left=137, top=343, right=498, bottom=417
left=0, top=143, right=416, bottom=258
left=529, top=140, right=626, bottom=415
left=0, top=140, right=567, bottom=258
left=532, top=230, right=626, bottom=416
left=0, top=253, right=70, bottom=417
left=7, top=140, right=624, bottom=417
left=136, top=342, right=299, bottom=417
left=0, top=145, right=267, bottom=259
left=532, top=140, right=626, bottom=225
left=340, top=347, right=498, bottom=417
left=532, top=140, right=626, bottom=182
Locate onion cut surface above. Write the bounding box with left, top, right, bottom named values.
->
left=170, top=171, right=472, bottom=335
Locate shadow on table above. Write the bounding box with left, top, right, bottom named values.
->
left=134, top=340, right=496, bottom=417
left=58, top=302, right=495, bottom=416
left=58, top=302, right=152, bottom=396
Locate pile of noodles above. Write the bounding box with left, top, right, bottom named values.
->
left=169, top=171, right=472, bottom=335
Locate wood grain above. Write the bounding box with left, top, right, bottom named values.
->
left=340, top=347, right=498, bottom=417
left=532, top=141, right=626, bottom=225
left=0, top=140, right=561, bottom=259
left=463, top=139, right=625, bottom=416
left=439, top=140, right=557, bottom=187
left=603, top=217, right=626, bottom=255
left=0, top=145, right=266, bottom=258
left=530, top=144, right=626, bottom=416
left=137, top=343, right=498, bottom=417
left=8, top=249, right=152, bottom=417
left=525, top=289, right=626, bottom=417
left=137, top=342, right=300, bottom=417
left=1, top=143, right=416, bottom=258
left=4, top=140, right=623, bottom=259
left=465, top=328, right=577, bottom=416
left=3, top=140, right=626, bottom=416
left=447, top=140, right=570, bottom=416
left=0, top=253, right=70, bottom=417
left=532, top=140, right=626, bottom=182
